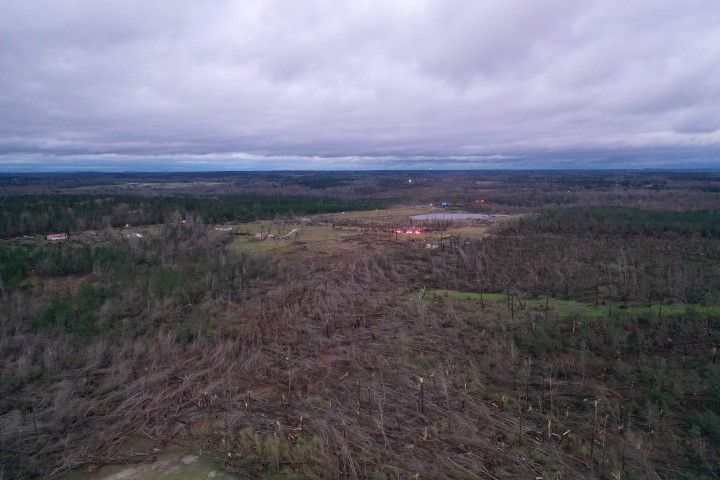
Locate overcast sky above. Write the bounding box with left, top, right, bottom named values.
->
left=1, top=0, right=719, bottom=170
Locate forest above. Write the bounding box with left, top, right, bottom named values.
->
left=1, top=171, right=719, bottom=479
left=0, top=195, right=385, bottom=238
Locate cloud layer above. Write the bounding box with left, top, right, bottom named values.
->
left=1, top=0, right=719, bottom=169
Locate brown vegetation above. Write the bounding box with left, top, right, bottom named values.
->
left=1, top=171, right=720, bottom=479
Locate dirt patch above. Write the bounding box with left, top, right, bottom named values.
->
left=65, top=453, right=236, bottom=480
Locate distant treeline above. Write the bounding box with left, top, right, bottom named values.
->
left=519, top=206, right=720, bottom=237
left=0, top=195, right=386, bottom=238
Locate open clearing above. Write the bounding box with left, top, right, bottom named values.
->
left=66, top=453, right=236, bottom=480
left=225, top=205, right=504, bottom=256
left=409, top=212, right=493, bottom=221
left=427, top=289, right=720, bottom=319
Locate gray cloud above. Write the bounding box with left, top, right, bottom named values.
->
left=1, top=0, right=719, bottom=169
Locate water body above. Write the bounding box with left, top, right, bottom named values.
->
left=409, top=212, right=491, bottom=221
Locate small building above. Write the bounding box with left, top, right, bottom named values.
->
left=47, top=233, right=67, bottom=241
left=125, top=232, right=144, bottom=239
left=214, top=226, right=233, bottom=232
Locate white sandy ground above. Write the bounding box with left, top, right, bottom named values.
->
left=66, top=453, right=237, bottom=480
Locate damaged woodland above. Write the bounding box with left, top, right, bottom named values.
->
left=1, top=171, right=719, bottom=479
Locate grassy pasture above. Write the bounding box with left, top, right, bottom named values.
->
left=427, top=289, right=720, bottom=319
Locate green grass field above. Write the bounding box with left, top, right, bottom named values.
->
left=426, top=289, right=720, bottom=319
